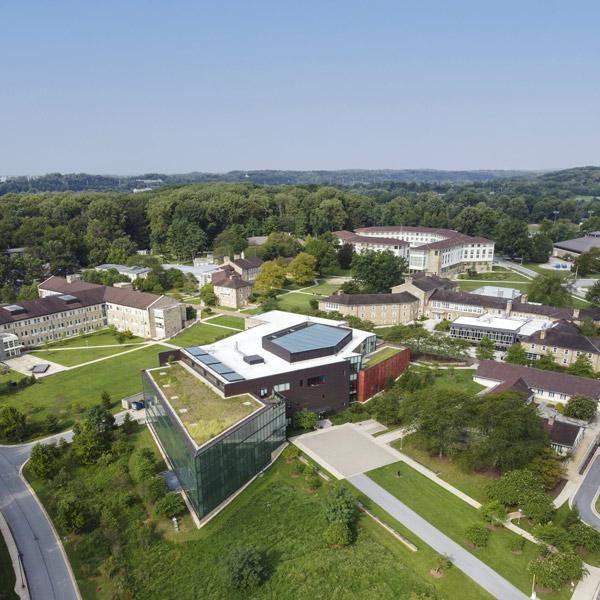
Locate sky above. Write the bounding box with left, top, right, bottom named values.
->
left=1, top=1, right=599, bottom=174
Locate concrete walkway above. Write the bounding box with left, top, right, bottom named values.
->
left=349, top=474, right=528, bottom=600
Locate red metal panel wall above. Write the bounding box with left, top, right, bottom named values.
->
left=356, top=347, right=410, bottom=402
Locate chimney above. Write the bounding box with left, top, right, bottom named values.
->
left=573, top=308, right=580, bottom=319
left=233, top=254, right=241, bottom=261
left=521, top=293, right=528, bottom=303
left=66, top=273, right=81, bottom=283
left=506, top=299, right=513, bottom=315
left=540, top=328, right=547, bottom=340
left=241, top=250, right=245, bottom=259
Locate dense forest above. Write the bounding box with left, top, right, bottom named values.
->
left=1, top=167, right=600, bottom=301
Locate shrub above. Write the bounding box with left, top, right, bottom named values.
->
left=223, top=547, right=267, bottom=591
left=121, top=413, right=136, bottom=434
left=480, top=501, right=507, bottom=525
left=144, top=475, right=168, bottom=503
left=56, top=492, right=90, bottom=533
left=0, top=406, right=28, bottom=442
left=434, top=319, right=451, bottom=332
left=521, top=491, right=555, bottom=524
left=509, top=536, right=525, bottom=553
left=292, top=461, right=305, bottom=476
left=464, top=524, right=490, bottom=548
left=568, top=522, right=600, bottom=553
left=131, top=449, right=156, bottom=483
left=293, top=409, right=318, bottom=431
left=101, top=391, right=112, bottom=411
left=29, top=443, right=58, bottom=479
left=322, top=485, right=358, bottom=526
left=43, top=415, right=59, bottom=434
left=533, top=523, right=570, bottom=549
left=564, top=395, right=597, bottom=421
left=305, top=474, right=322, bottom=491
left=155, top=492, right=186, bottom=518
left=433, top=554, right=453, bottom=575
left=486, top=469, right=543, bottom=506
left=323, top=521, right=352, bottom=547
left=282, top=445, right=300, bottom=461
left=528, top=551, right=586, bottom=590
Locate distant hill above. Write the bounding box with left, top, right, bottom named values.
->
left=0, top=169, right=537, bottom=195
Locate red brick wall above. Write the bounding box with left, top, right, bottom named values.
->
left=356, top=347, right=410, bottom=402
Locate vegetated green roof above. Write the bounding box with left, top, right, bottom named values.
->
left=364, top=346, right=401, bottom=368
left=150, top=363, right=261, bottom=446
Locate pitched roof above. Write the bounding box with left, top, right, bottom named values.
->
left=476, top=360, right=600, bottom=398
left=486, top=376, right=532, bottom=396
left=430, top=289, right=508, bottom=310
left=355, top=225, right=460, bottom=236
left=553, top=234, right=600, bottom=254
left=38, top=276, right=167, bottom=310
left=333, top=231, right=409, bottom=247
left=231, top=256, right=263, bottom=270
left=511, top=301, right=573, bottom=320
left=542, top=418, right=582, bottom=447
left=410, top=273, right=456, bottom=293
left=522, top=327, right=600, bottom=354
left=321, top=292, right=419, bottom=306
left=214, top=274, right=252, bottom=289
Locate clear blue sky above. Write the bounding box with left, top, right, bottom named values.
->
left=2, top=1, right=599, bottom=174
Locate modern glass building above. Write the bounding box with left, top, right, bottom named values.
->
left=143, top=365, right=286, bottom=521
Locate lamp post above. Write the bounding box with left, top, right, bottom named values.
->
left=552, top=210, right=560, bottom=224
left=530, top=573, right=537, bottom=599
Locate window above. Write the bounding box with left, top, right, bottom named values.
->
left=307, top=375, right=326, bottom=387
left=273, top=382, right=290, bottom=393
left=259, top=388, right=269, bottom=397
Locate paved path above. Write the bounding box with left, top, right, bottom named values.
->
left=0, top=412, right=137, bottom=600
left=574, top=453, right=600, bottom=529
left=348, top=474, right=528, bottom=600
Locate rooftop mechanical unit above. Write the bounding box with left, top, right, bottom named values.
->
left=243, top=354, right=265, bottom=365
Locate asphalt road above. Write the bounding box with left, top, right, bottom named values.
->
left=348, top=473, right=528, bottom=600
left=0, top=411, right=135, bottom=600
left=574, top=453, right=600, bottom=530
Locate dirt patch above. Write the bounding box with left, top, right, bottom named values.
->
left=548, top=478, right=568, bottom=499
left=429, top=569, right=443, bottom=579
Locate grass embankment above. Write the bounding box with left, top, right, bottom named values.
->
left=368, top=463, right=570, bottom=600
left=0, top=532, right=18, bottom=600
left=26, top=428, right=490, bottom=600
left=304, top=281, right=341, bottom=295
left=365, top=347, right=401, bottom=368
left=150, top=364, right=258, bottom=445
left=458, top=267, right=531, bottom=283
left=205, top=315, right=245, bottom=330
left=410, top=366, right=485, bottom=395
left=170, top=323, right=236, bottom=347
left=0, top=345, right=168, bottom=437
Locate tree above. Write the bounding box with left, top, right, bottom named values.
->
left=476, top=336, right=495, bottom=360
left=536, top=351, right=562, bottom=372
left=567, top=354, right=596, bottom=378
left=223, top=547, right=267, bottom=591
left=72, top=405, right=115, bottom=464
left=29, top=443, right=58, bottom=479
left=505, top=342, right=528, bottom=365
left=212, top=225, right=248, bottom=259
left=351, top=250, right=408, bottom=293
left=579, top=318, right=597, bottom=337
left=464, top=524, right=490, bottom=548
left=337, top=243, right=354, bottom=269
left=167, top=219, right=206, bottom=261
left=524, top=234, right=554, bottom=263
left=529, top=448, right=566, bottom=490
left=287, top=252, right=316, bottom=285
left=254, top=260, right=287, bottom=295
left=43, top=415, right=59, bottom=434
left=293, top=409, right=318, bottom=431
left=480, top=501, right=507, bottom=525
left=434, top=319, right=451, bottom=332
left=261, top=232, right=301, bottom=260
left=322, top=485, right=358, bottom=526
left=527, top=551, right=585, bottom=591
left=586, top=280, right=600, bottom=307
left=323, top=521, right=352, bottom=547
left=56, top=492, right=89, bottom=533
left=568, top=522, right=600, bottom=553
left=101, top=391, right=112, bottom=411
left=528, top=272, right=572, bottom=307
left=199, top=282, right=217, bottom=306
left=155, top=492, right=186, bottom=518
left=564, top=395, right=597, bottom=421
left=370, top=391, right=400, bottom=426
left=521, top=491, right=555, bottom=523
left=573, top=247, right=600, bottom=276
left=304, top=235, right=339, bottom=274
left=493, top=217, right=530, bottom=258
left=486, top=469, right=544, bottom=506
left=0, top=407, right=27, bottom=442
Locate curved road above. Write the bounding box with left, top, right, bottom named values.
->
left=574, top=453, right=600, bottom=530
left=0, top=412, right=135, bottom=600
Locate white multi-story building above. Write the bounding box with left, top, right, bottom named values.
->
left=335, top=226, right=494, bottom=276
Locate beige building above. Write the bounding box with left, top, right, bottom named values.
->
left=212, top=273, right=252, bottom=309
left=224, top=255, right=263, bottom=282
left=319, top=292, right=420, bottom=325
left=336, top=226, right=495, bottom=277
left=0, top=276, right=185, bottom=348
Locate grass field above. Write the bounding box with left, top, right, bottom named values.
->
left=276, top=291, right=316, bottom=312
left=392, top=434, right=495, bottom=503
left=205, top=315, right=245, bottom=329
left=0, top=532, right=18, bottom=600
left=368, top=462, right=570, bottom=600
left=365, top=347, right=401, bottom=368
left=410, top=366, right=485, bottom=395
left=457, top=280, right=532, bottom=294
left=31, top=345, right=148, bottom=367
left=0, top=344, right=168, bottom=437
left=458, top=268, right=531, bottom=283
left=26, top=427, right=490, bottom=600
left=37, top=330, right=145, bottom=349
left=150, top=364, right=258, bottom=445
left=170, top=323, right=236, bottom=347
left=304, top=281, right=341, bottom=296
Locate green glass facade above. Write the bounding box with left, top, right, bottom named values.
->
left=143, top=371, right=286, bottom=520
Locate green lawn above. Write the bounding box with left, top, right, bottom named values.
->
left=37, top=330, right=144, bottom=349
left=205, top=315, right=245, bottom=330
left=365, top=347, right=401, bottom=368
left=0, top=532, right=18, bottom=600
left=241, top=306, right=265, bottom=315
left=30, top=345, right=148, bottom=367
left=170, top=323, right=236, bottom=347
left=457, top=280, right=532, bottom=294
left=304, top=281, right=341, bottom=296
left=410, top=366, right=485, bottom=395
left=458, top=268, right=531, bottom=283
left=0, top=344, right=168, bottom=438
left=367, top=463, right=571, bottom=600
left=392, top=434, right=496, bottom=503
left=150, top=364, right=258, bottom=445
left=276, top=291, right=316, bottom=312
left=26, top=427, right=490, bottom=600
left=0, top=369, right=24, bottom=386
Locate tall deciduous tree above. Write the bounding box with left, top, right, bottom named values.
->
left=528, top=272, right=572, bottom=307
left=287, top=252, right=316, bottom=285
left=505, top=342, right=528, bottom=365
left=351, top=250, right=407, bottom=293
left=254, top=260, right=287, bottom=295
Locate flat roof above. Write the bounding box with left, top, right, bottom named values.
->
left=185, top=310, right=373, bottom=381
left=471, top=286, right=522, bottom=299
left=149, top=363, right=262, bottom=447
left=452, top=315, right=552, bottom=335
left=268, top=323, right=350, bottom=354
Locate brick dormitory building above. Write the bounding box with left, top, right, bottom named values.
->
left=0, top=276, right=185, bottom=352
